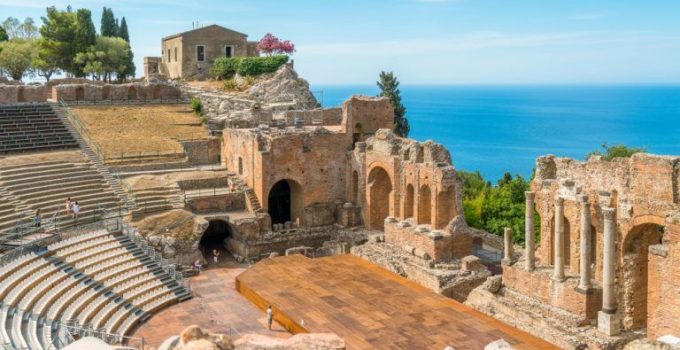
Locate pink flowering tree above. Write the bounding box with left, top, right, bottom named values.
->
left=256, top=33, right=296, bottom=56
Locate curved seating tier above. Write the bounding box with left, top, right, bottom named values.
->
left=0, top=104, right=78, bottom=155
left=0, top=230, right=191, bottom=349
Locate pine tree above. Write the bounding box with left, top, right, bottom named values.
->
left=100, top=7, right=116, bottom=37
left=0, top=26, right=8, bottom=42
left=39, top=6, right=77, bottom=75
left=119, top=17, right=129, bottom=42
left=73, top=9, right=96, bottom=77
left=377, top=71, right=409, bottom=137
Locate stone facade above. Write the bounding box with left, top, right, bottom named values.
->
left=145, top=25, right=259, bottom=79
left=466, top=153, right=680, bottom=349
left=51, top=83, right=182, bottom=102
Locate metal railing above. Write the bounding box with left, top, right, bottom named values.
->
left=58, top=98, right=106, bottom=161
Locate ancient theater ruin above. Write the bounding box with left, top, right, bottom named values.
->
left=0, top=23, right=678, bottom=350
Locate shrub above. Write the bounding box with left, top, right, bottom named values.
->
left=223, top=78, right=238, bottom=91
left=586, top=143, right=646, bottom=161
left=190, top=98, right=203, bottom=115
left=210, top=55, right=289, bottom=79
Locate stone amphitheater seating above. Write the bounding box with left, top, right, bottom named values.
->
left=0, top=104, right=78, bottom=155
left=0, top=157, right=122, bottom=233
left=0, top=229, right=191, bottom=350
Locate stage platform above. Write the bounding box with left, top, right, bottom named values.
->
left=236, top=254, right=558, bottom=350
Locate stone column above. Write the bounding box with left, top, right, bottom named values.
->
left=598, top=207, right=621, bottom=335
left=552, top=197, right=566, bottom=281
left=502, top=227, right=513, bottom=265
left=577, top=195, right=592, bottom=291
left=524, top=191, right=536, bottom=271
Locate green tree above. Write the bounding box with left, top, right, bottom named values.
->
left=377, top=71, right=410, bottom=137
left=39, top=7, right=77, bottom=74
left=0, top=39, right=35, bottom=80
left=100, top=7, right=117, bottom=37
left=2, top=17, right=38, bottom=40
left=586, top=143, right=646, bottom=161
left=119, top=17, right=129, bottom=42
left=75, top=35, right=130, bottom=82
left=32, top=42, right=60, bottom=81
left=0, top=26, right=8, bottom=42
left=72, top=9, right=97, bottom=77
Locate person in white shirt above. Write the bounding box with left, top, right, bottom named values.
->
left=72, top=201, right=80, bottom=224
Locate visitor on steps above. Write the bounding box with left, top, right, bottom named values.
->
left=33, top=209, right=41, bottom=229
left=65, top=197, right=72, bottom=215
left=72, top=201, right=80, bottom=224
left=266, top=305, right=273, bottom=330
left=212, top=249, right=220, bottom=264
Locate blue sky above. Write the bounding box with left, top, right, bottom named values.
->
left=2, top=0, right=680, bottom=84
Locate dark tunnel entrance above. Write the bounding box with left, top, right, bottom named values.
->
left=199, top=220, right=231, bottom=259
left=268, top=180, right=292, bottom=225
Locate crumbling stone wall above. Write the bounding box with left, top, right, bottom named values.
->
left=0, top=85, right=48, bottom=103
left=52, top=83, right=181, bottom=102
left=181, top=138, right=221, bottom=165
left=531, top=154, right=680, bottom=337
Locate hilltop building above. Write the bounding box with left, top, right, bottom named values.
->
left=144, top=24, right=260, bottom=79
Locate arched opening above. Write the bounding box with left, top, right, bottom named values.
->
left=199, top=220, right=231, bottom=258
left=622, top=223, right=664, bottom=330
left=351, top=171, right=359, bottom=203
left=267, top=179, right=302, bottom=226
left=152, top=85, right=161, bottom=99
left=367, top=167, right=392, bottom=230
left=75, top=86, right=85, bottom=101
left=127, top=86, right=137, bottom=100
left=238, top=157, right=243, bottom=175
left=418, top=185, right=431, bottom=225
left=404, top=184, right=414, bottom=218
left=436, top=187, right=456, bottom=229
left=102, top=85, right=110, bottom=100
left=590, top=225, right=598, bottom=278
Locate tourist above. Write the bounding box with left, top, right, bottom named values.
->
left=212, top=249, right=220, bottom=264
left=33, top=209, right=41, bottom=228
left=72, top=201, right=80, bottom=224
left=193, top=259, right=203, bottom=273
left=65, top=197, right=72, bottom=215
left=266, top=305, right=273, bottom=330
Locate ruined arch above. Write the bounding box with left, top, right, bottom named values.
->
left=417, top=185, right=432, bottom=225
left=75, top=86, right=85, bottom=101
left=435, top=187, right=456, bottom=229
left=153, top=85, right=162, bottom=99
left=621, top=222, right=664, bottom=330
left=199, top=219, right=231, bottom=256
left=127, top=86, right=137, bottom=100
left=267, top=179, right=302, bottom=226
left=404, top=184, right=414, bottom=219
left=367, top=167, right=392, bottom=230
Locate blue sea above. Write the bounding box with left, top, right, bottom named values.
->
left=312, top=85, right=680, bottom=182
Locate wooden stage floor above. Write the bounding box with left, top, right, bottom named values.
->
left=236, top=254, right=558, bottom=350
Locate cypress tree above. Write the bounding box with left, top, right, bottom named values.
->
left=100, top=7, right=116, bottom=36
left=377, top=71, right=410, bottom=137
left=0, top=26, right=8, bottom=42
left=73, top=9, right=96, bottom=77
left=119, top=17, right=129, bottom=42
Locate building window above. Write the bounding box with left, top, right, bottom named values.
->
left=174, top=47, right=178, bottom=62
left=225, top=45, right=233, bottom=58
left=167, top=49, right=171, bottom=62
left=196, top=45, right=205, bottom=62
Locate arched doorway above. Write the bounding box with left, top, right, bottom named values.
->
left=418, top=185, right=431, bottom=225
left=622, top=223, right=664, bottom=330
left=127, top=86, right=137, bottom=100
left=75, top=86, right=85, bottom=101
left=199, top=220, right=231, bottom=258
left=404, top=184, right=414, bottom=218
left=268, top=179, right=302, bottom=225
left=436, top=187, right=456, bottom=229
left=367, top=167, right=392, bottom=230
